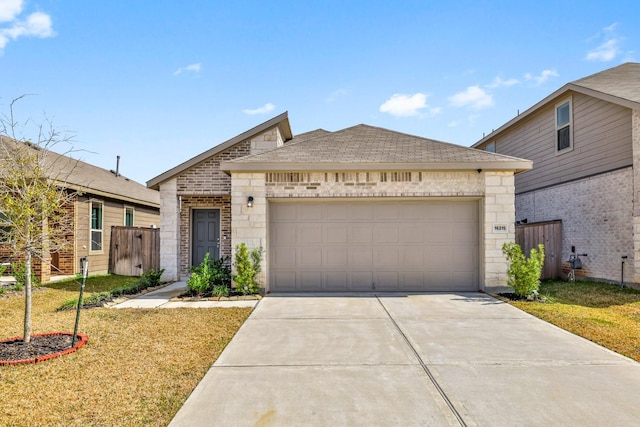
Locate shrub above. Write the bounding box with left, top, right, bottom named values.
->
left=502, top=242, right=545, bottom=297
left=187, top=254, right=231, bottom=296
left=212, top=284, right=230, bottom=299
left=138, top=269, right=165, bottom=288
left=233, top=243, right=263, bottom=295
left=11, top=261, right=39, bottom=288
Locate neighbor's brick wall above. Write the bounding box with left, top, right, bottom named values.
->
left=232, top=170, right=516, bottom=291
left=516, top=167, right=633, bottom=284
left=178, top=195, right=231, bottom=277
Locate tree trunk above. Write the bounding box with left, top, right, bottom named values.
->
left=23, top=250, right=32, bottom=343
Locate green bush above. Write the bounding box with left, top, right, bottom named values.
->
left=502, top=242, right=545, bottom=297
left=187, top=253, right=231, bottom=296
left=233, top=243, right=263, bottom=295
left=138, top=268, right=165, bottom=288
left=57, top=292, right=112, bottom=311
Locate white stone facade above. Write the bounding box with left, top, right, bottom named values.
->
left=159, top=178, right=180, bottom=281
left=515, top=167, right=633, bottom=284
left=231, top=170, right=517, bottom=291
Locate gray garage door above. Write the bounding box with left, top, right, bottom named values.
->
left=269, top=200, right=479, bottom=292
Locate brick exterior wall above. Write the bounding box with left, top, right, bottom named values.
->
left=177, top=140, right=251, bottom=195
left=632, top=109, right=640, bottom=283
left=231, top=170, right=516, bottom=291
left=516, top=167, right=633, bottom=283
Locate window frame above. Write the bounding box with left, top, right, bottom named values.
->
left=555, top=97, right=573, bottom=154
left=90, top=200, right=104, bottom=253
left=124, top=206, right=134, bottom=227
left=485, top=141, right=496, bottom=153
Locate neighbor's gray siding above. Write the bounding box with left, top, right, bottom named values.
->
left=486, top=92, right=632, bottom=194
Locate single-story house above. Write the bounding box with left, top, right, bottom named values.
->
left=472, top=62, right=640, bottom=285
left=0, top=136, right=160, bottom=283
left=148, top=113, right=531, bottom=292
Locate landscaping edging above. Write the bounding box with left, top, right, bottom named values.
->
left=0, top=332, right=89, bottom=366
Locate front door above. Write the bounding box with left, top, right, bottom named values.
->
left=192, top=209, right=220, bottom=266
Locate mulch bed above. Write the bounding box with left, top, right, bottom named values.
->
left=0, top=332, right=88, bottom=366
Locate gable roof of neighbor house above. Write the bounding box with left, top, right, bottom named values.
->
left=0, top=136, right=159, bottom=208
left=473, top=62, right=640, bottom=148
left=146, top=112, right=293, bottom=189
left=220, top=124, right=532, bottom=172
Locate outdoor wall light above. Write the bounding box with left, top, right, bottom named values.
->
left=247, top=196, right=254, bottom=207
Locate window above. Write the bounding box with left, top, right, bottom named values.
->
left=486, top=141, right=496, bottom=153
left=90, top=201, right=103, bottom=251
left=556, top=99, right=572, bottom=152
left=124, top=206, right=134, bottom=226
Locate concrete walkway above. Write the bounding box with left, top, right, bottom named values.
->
left=169, top=292, right=640, bottom=426
left=110, top=281, right=259, bottom=309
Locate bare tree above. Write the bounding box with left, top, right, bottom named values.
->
left=0, top=96, right=78, bottom=343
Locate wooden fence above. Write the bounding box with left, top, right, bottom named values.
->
left=515, top=220, right=562, bottom=280
left=109, top=226, right=160, bottom=276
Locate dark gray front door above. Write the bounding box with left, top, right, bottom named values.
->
left=192, top=209, right=220, bottom=266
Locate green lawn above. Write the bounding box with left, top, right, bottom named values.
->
left=45, top=274, right=140, bottom=293
left=0, top=275, right=252, bottom=426
left=503, top=280, right=640, bottom=362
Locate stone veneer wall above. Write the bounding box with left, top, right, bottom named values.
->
left=159, top=178, right=179, bottom=281
left=632, top=109, right=640, bottom=283
left=516, top=167, right=633, bottom=284
left=231, top=170, right=516, bottom=291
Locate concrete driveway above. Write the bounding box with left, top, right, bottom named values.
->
left=169, top=293, right=640, bottom=426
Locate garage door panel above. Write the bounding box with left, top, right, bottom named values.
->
left=351, top=271, right=374, bottom=290
left=299, top=224, right=322, bottom=243
left=299, top=247, right=322, bottom=266
left=324, top=271, right=348, bottom=290
left=375, top=225, right=399, bottom=243
left=350, top=224, right=373, bottom=243
left=299, top=271, right=322, bottom=291
left=273, top=247, right=296, bottom=268
left=349, top=247, right=373, bottom=266
left=324, top=247, right=347, bottom=266
left=270, top=201, right=478, bottom=292
left=325, top=224, right=348, bottom=243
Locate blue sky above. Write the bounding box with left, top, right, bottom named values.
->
left=1, top=0, right=637, bottom=185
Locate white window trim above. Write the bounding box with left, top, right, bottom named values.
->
left=486, top=141, right=496, bottom=153
left=555, top=96, right=573, bottom=154
left=90, top=200, right=104, bottom=253
left=124, top=206, right=135, bottom=227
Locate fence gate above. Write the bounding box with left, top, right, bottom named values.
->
left=515, top=220, right=562, bottom=280
left=109, top=226, right=160, bottom=276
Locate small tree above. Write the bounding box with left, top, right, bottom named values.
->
left=0, top=97, right=77, bottom=343
left=502, top=242, right=545, bottom=297
left=233, top=243, right=263, bottom=295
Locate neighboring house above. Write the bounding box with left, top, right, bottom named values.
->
left=0, top=136, right=160, bottom=283
left=472, top=62, right=640, bottom=285
left=148, top=112, right=531, bottom=292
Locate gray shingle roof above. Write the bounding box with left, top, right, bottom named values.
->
left=222, top=124, right=531, bottom=172
left=572, top=62, right=640, bottom=104
left=1, top=136, right=159, bottom=207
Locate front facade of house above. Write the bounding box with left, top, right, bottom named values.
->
left=149, top=113, right=530, bottom=292
left=473, top=62, right=640, bottom=285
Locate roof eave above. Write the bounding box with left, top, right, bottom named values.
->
left=472, top=83, right=640, bottom=148
left=220, top=160, right=533, bottom=174
left=147, top=111, right=292, bottom=189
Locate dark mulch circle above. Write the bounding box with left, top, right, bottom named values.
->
left=498, top=292, right=528, bottom=301
left=0, top=332, right=88, bottom=365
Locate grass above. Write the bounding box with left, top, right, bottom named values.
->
left=504, top=280, right=640, bottom=362
left=0, top=276, right=252, bottom=426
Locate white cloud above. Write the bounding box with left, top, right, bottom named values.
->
left=379, top=93, right=440, bottom=117
left=0, top=0, right=22, bottom=22
left=243, top=103, right=275, bottom=115
left=586, top=23, right=622, bottom=62
left=173, top=63, right=201, bottom=76
left=0, top=5, right=54, bottom=51
left=449, top=86, right=493, bottom=110
left=325, top=88, right=348, bottom=103
left=485, top=76, right=519, bottom=89
left=524, top=69, right=559, bottom=86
